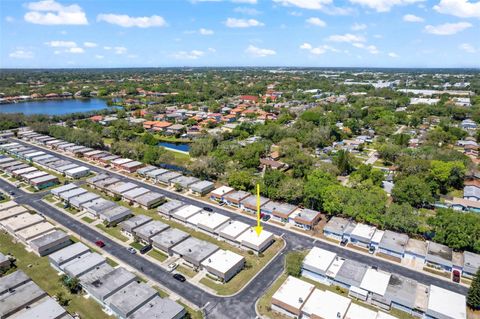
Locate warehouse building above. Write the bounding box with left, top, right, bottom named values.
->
left=134, top=220, right=170, bottom=244
left=171, top=237, right=219, bottom=268
left=271, top=276, right=315, bottom=318
left=151, top=228, right=190, bottom=256
left=201, top=249, right=245, bottom=282
left=237, top=228, right=274, bottom=252
left=29, top=229, right=71, bottom=256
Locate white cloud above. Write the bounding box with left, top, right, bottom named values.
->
left=434, top=0, right=480, bottom=18
left=459, top=43, right=477, bottom=53
left=9, top=49, right=34, bottom=59
left=352, top=23, right=367, bottom=30
left=114, top=46, right=127, bottom=54
left=234, top=7, right=261, bottom=15
left=300, top=42, right=338, bottom=55
left=306, top=17, right=327, bottom=26
left=199, top=28, right=214, bottom=35
left=403, top=14, right=424, bottom=22
left=245, top=45, right=276, bottom=57
left=173, top=50, right=205, bottom=59
left=225, top=18, right=264, bottom=27
left=232, top=0, right=257, bottom=3
left=67, top=47, right=84, bottom=54
left=208, top=47, right=217, bottom=52
left=83, top=42, right=97, bottom=48
left=97, top=14, right=167, bottom=28
left=103, top=46, right=112, bottom=50
left=348, top=0, right=425, bottom=12
left=424, top=22, right=472, bottom=35
left=44, top=40, right=77, bottom=48
left=24, top=0, right=88, bottom=25
left=388, top=52, right=400, bottom=57
left=95, top=54, right=104, bottom=59
left=273, top=0, right=333, bottom=10
left=327, top=33, right=366, bottom=42
left=351, top=42, right=379, bottom=54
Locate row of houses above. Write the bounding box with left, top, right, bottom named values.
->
left=209, top=186, right=322, bottom=230
left=296, top=246, right=466, bottom=319
left=118, top=214, right=245, bottom=282
left=0, top=270, right=74, bottom=319
left=157, top=199, right=275, bottom=253
left=47, top=241, right=186, bottom=319
left=51, top=183, right=133, bottom=226
left=86, top=174, right=166, bottom=209
left=0, top=155, right=59, bottom=190
left=0, top=141, right=91, bottom=179
left=323, top=217, right=480, bottom=278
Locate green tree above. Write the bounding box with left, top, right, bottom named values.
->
left=468, top=269, right=480, bottom=310
left=334, top=150, right=355, bottom=175
left=382, top=203, right=418, bottom=234
left=227, top=170, right=255, bottom=191
left=303, top=170, right=337, bottom=210
left=285, top=251, right=305, bottom=277
left=392, top=175, right=434, bottom=208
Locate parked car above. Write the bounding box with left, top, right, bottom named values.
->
left=95, top=240, right=105, bottom=248
left=368, top=246, right=375, bottom=254
left=340, top=238, right=348, bottom=246
left=140, top=245, right=152, bottom=254
left=452, top=270, right=461, bottom=283
left=262, top=214, right=271, bottom=222
left=203, top=207, right=213, bottom=212
left=127, top=247, right=137, bottom=254
left=168, top=263, right=178, bottom=271
left=173, top=273, right=186, bottom=282
left=8, top=191, right=14, bottom=195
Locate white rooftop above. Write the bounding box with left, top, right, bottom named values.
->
left=302, top=289, right=351, bottom=319
left=360, top=269, right=391, bottom=296
left=237, top=228, right=274, bottom=247
left=201, top=249, right=244, bottom=273
left=172, top=205, right=202, bottom=220
left=218, top=220, right=250, bottom=239
left=325, top=257, right=344, bottom=278
left=427, top=285, right=466, bottom=319
left=371, top=229, right=385, bottom=244
left=272, top=276, right=315, bottom=311
left=303, top=247, right=337, bottom=273
left=351, top=223, right=376, bottom=241
left=197, top=212, right=230, bottom=230
left=345, top=303, right=377, bottom=319
left=211, top=186, right=234, bottom=197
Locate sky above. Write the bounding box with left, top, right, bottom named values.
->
left=1, top=0, right=480, bottom=68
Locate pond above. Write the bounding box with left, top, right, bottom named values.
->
left=0, top=99, right=112, bottom=115
left=158, top=142, right=191, bottom=152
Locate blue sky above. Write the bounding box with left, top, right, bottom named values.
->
left=1, top=0, right=479, bottom=68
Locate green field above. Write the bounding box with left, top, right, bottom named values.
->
left=96, top=224, right=129, bottom=242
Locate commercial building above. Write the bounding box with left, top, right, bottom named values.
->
left=171, top=237, right=219, bottom=267
left=48, top=242, right=90, bottom=270
left=301, top=289, right=351, bottom=319
left=426, top=242, right=453, bottom=271
left=171, top=205, right=202, bottom=222
left=152, top=228, right=190, bottom=256
left=201, top=249, right=245, bottom=282
left=237, top=228, right=274, bottom=252
left=378, top=230, right=409, bottom=259
left=119, top=214, right=152, bottom=237
left=218, top=220, right=250, bottom=243
left=29, top=230, right=71, bottom=256
left=426, top=285, right=466, bottom=319
left=189, top=180, right=215, bottom=196
left=83, top=267, right=137, bottom=303
left=240, top=195, right=270, bottom=214
left=105, top=281, right=158, bottom=319
left=271, top=276, right=315, bottom=318
left=209, top=186, right=234, bottom=202
left=134, top=220, right=170, bottom=244
left=157, top=200, right=184, bottom=217
left=323, top=217, right=350, bottom=241
left=302, top=247, right=337, bottom=283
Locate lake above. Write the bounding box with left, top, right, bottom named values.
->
left=0, top=99, right=111, bottom=115
left=158, top=142, right=190, bottom=152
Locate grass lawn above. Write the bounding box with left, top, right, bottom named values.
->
left=199, top=239, right=284, bottom=295
left=155, top=135, right=192, bottom=143
left=178, top=301, right=204, bottom=319
left=81, top=216, right=96, bottom=223
left=152, top=285, right=170, bottom=298
left=106, top=257, right=119, bottom=267
left=148, top=249, right=168, bottom=262
left=43, top=194, right=56, bottom=203
left=129, top=241, right=144, bottom=250
left=0, top=232, right=114, bottom=319
left=177, top=265, right=197, bottom=278
left=95, top=224, right=129, bottom=242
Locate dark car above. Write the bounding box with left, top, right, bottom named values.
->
left=452, top=270, right=461, bottom=283
left=8, top=191, right=14, bottom=196
left=140, top=244, right=152, bottom=254
left=203, top=207, right=213, bottom=212
left=368, top=246, right=375, bottom=254
left=173, top=274, right=186, bottom=282
left=95, top=240, right=105, bottom=248
left=340, top=238, right=348, bottom=246
left=262, top=214, right=271, bottom=222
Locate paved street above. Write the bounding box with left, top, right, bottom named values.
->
left=0, top=139, right=469, bottom=318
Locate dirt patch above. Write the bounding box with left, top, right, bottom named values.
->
left=377, top=252, right=402, bottom=263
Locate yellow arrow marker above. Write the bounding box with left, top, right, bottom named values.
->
left=253, top=183, right=263, bottom=236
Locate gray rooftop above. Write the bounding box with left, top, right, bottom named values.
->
left=86, top=173, right=110, bottom=184
left=241, top=195, right=269, bottom=208
left=157, top=200, right=184, bottom=216
left=170, top=175, right=199, bottom=188
left=48, top=242, right=90, bottom=266
left=157, top=171, right=182, bottom=183
left=81, top=198, right=117, bottom=214
left=69, top=192, right=100, bottom=207
left=426, top=242, right=453, bottom=267
left=29, top=230, right=70, bottom=250
left=31, top=174, right=58, bottom=184
left=63, top=252, right=106, bottom=278
left=109, top=182, right=138, bottom=194
left=334, top=259, right=368, bottom=287
left=464, top=185, right=480, bottom=199
left=224, top=190, right=250, bottom=202
left=0, top=280, right=46, bottom=319
left=152, top=228, right=190, bottom=250
left=0, top=270, right=30, bottom=295
left=171, top=237, right=219, bottom=265
left=136, top=166, right=157, bottom=176
left=373, top=274, right=418, bottom=309
left=134, top=221, right=169, bottom=241
left=294, top=208, right=321, bottom=223
left=122, top=187, right=150, bottom=200
left=119, top=214, right=152, bottom=233
left=261, top=201, right=297, bottom=217
left=405, top=238, right=428, bottom=257
left=379, top=230, right=409, bottom=254
left=99, top=206, right=131, bottom=223
left=146, top=168, right=169, bottom=179
left=79, top=263, right=115, bottom=284
left=106, top=281, right=158, bottom=319
left=95, top=177, right=121, bottom=189
left=324, top=217, right=350, bottom=235
left=59, top=188, right=87, bottom=201
left=83, top=267, right=137, bottom=301
left=134, top=192, right=165, bottom=206
left=9, top=296, right=68, bottom=319
left=189, top=180, right=215, bottom=192
left=130, top=296, right=186, bottom=319
left=463, top=251, right=480, bottom=275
